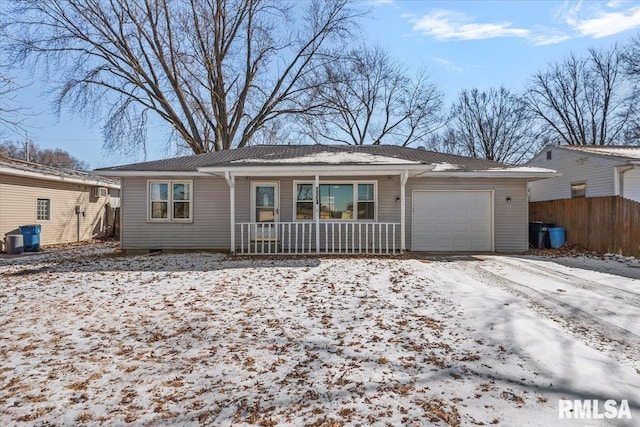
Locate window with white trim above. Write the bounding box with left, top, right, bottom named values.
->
left=296, top=183, right=314, bottom=220
left=294, top=181, right=376, bottom=221
left=357, top=183, right=375, bottom=220
left=148, top=180, right=192, bottom=221
left=571, top=182, right=586, bottom=198
left=36, top=198, right=50, bottom=221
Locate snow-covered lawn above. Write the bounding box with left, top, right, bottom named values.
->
left=1, top=243, right=638, bottom=426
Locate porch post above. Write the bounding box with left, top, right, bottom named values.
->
left=225, top=172, right=236, bottom=254
left=400, top=170, right=408, bottom=253
left=315, top=174, right=320, bottom=254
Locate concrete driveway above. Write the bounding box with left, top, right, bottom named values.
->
left=421, top=254, right=640, bottom=360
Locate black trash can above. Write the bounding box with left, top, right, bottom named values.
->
left=529, top=222, right=554, bottom=249
left=529, top=222, right=542, bottom=248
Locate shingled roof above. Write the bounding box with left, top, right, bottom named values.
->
left=96, top=145, right=519, bottom=172
left=1, top=156, right=120, bottom=187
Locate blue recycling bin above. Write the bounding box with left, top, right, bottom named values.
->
left=19, top=224, right=41, bottom=252
left=548, top=227, right=566, bottom=249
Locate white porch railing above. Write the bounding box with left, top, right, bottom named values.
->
left=235, top=222, right=400, bottom=255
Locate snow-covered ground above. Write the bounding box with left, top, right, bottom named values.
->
left=0, top=243, right=638, bottom=426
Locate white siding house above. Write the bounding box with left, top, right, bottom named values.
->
left=527, top=146, right=640, bottom=203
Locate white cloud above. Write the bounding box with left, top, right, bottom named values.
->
left=529, top=30, right=572, bottom=46
left=606, top=0, right=629, bottom=8
left=411, top=10, right=531, bottom=41
left=409, top=4, right=640, bottom=46
left=371, top=0, right=394, bottom=5
left=565, top=6, right=640, bottom=38
left=431, top=57, right=463, bottom=73
left=409, top=9, right=568, bottom=46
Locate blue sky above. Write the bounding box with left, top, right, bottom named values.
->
left=5, top=0, right=640, bottom=168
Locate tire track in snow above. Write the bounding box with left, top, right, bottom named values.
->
left=446, top=260, right=640, bottom=365
left=473, top=258, right=640, bottom=339
left=482, top=256, right=640, bottom=301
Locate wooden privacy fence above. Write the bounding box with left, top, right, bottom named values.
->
left=529, top=196, right=640, bottom=258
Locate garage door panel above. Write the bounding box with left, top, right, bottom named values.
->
left=412, top=191, right=492, bottom=251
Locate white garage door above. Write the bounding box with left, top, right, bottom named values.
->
left=412, top=191, right=493, bottom=251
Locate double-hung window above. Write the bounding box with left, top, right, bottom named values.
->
left=295, top=181, right=376, bottom=221
left=296, top=184, right=314, bottom=220
left=148, top=180, right=192, bottom=221
left=357, top=183, right=375, bottom=220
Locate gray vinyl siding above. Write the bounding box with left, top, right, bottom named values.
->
left=121, top=175, right=401, bottom=251
left=120, top=174, right=527, bottom=252
left=236, top=176, right=401, bottom=223
left=120, top=176, right=230, bottom=250
left=236, top=177, right=401, bottom=251
left=406, top=178, right=528, bottom=252
left=0, top=173, right=114, bottom=246
left=528, top=147, right=623, bottom=202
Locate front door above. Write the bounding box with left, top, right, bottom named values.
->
left=252, top=182, right=279, bottom=223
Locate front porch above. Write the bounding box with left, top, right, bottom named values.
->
left=217, top=168, right=412, bottom=256
left=235, top=221, right=400, bottom=255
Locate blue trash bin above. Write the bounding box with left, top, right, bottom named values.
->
left=19, top=224, right=41, bottom=252
left=548, top=227, right=566, bottom=249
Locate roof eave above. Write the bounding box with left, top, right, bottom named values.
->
left=414, top=170, right=561, bottom=179
left=2, top=166, right=121, bottom=188
left=91, top=164, right=558, bottom=179
left=91, top=170, right=212, bottom=177
left=553, top=145, right=640, bottom=161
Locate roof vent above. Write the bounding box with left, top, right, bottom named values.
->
left=417, top=146, right=427, bottom=151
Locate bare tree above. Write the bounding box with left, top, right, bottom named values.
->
left=2, top=0, right=362, bottom=155
left=622, top=34, right=640, bottom=143
left=36, top=148, right=90, bottom=170
left=298, top=44, right=443, bottom=146
left=0, top=74, right=31, bottom=137
left=525, top=46, right=633, bottom=146
left=623, top=34, right=640, bottom=77
left=250, top=117, right=296, bottom=146
left=440, top=87, right=537, bottom=164
left=0, top=139, right=26, bottom=159
left=0, top=140, right=89, bottom=170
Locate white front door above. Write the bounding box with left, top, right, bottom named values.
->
left=251, top=182, right=279, bottom=223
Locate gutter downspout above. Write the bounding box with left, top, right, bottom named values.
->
left=400, top=170, right=409, bottom=253
left=617, top=164, right=638, bottom=198
left=225, top=172, right=235, bottom=254
left=526, top=179, right=530, bottom=250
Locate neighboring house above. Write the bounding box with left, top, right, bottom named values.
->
left=527, top=145, right=640, bottom=203
left=0, top=156, right=121, bottom=246
left=95, top=145, right=556, bottom=254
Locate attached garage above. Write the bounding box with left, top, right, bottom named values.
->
left=98, top=145, right=557, bottom=254
left=412, top=190, right=494, bottom=251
